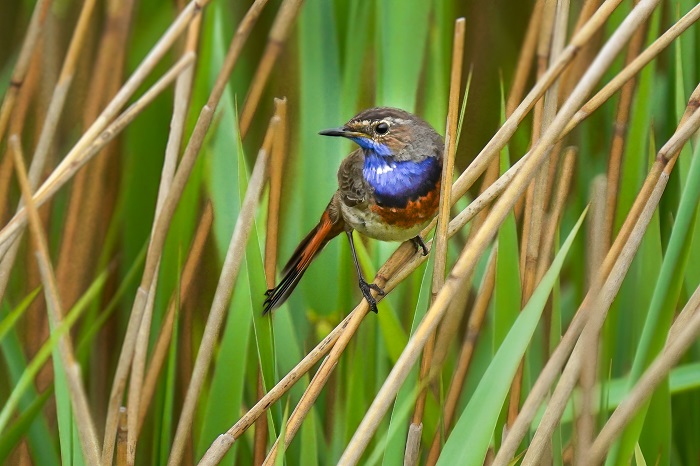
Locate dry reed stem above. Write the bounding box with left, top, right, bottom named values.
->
left=0, top=0, right=209, bottom=254
left=0, top=0, right=52, bottom=144
left=102, top=3, right=267, bottom=462
left=55, top=0, right=125, bottom=313
left=10, top=136, right=100, bottom=465
left=137, top=202, right=213, bottom=435
left=257, top=97, right=287, bottom=465
left=127, top=18, right=202, bottom=465
left=425, top=249, right=497, bottom=466
left=496, top=85, right=700, bottom=466
left=536, top=147, right=577, bottom=282
left=167, top=116, right=275, bottom=466
left=338, top=2, right=658, bottom=463
left=408, top=19, right=466, bottom=458
left=264, top=97, right=288, bottom=288
left=577, top=174, right=606, bottom=457
left=506, top=0, right=544, bottom=117
left=584, top=286, right=700, bottom=463
left=238, top=0, right=304, bottom=137
left=117, top=407, right=128, bottom=466
left=0, top=37, right=42, bottom=224
left=601, top=4, right=646, bottom=251
left=667, top=281, right=700, bottom=343
left=0, top=0, right=97, bottom=304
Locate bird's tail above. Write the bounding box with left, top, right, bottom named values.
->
left=263, top=207, right=343, bottom=314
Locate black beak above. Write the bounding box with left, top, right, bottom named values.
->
left=318, top=127, right=362, bottom=138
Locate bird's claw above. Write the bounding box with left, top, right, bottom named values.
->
left=411, top=236, right=429, bottom=256
left=359, top=279, right=385, bottom=313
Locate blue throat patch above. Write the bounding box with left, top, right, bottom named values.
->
left=363, top=150, right=441, bottom=208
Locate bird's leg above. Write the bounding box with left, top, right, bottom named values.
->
left=411, top=235, right=429, bottom=256
left=346, top=230, right=385, bottom=313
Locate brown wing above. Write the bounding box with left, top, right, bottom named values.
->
left=337, top=149, right=370, bottom=207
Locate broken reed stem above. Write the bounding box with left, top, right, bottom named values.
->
left=0, top=0, right=52, bottom=145
left=338, top=2, right=659, bottom=463
left=117, top=407, right=128, bottom=466
left=102, top=3, right=268, bottom=464
left=167, top=115, right=275, bottom=466
left=494, top=83, right=700, bottom=466
left=602, top=6, right=647, bottom=251
left=425, top=249, right=497, bottom=466
left=10, top=136, right=101, bottom=465
left=408, top=19, right=466, bottom=458
left=585, top=285, right=700, bottom=464
left=0, top=0, right=209, bottom=255
left=127, top=18, right=202, bottom=465
left=137, top=202, right=213, bottom=436
left=238, top=0, right=303, bottom=137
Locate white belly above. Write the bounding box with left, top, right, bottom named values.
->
left=340, top=203, right=428, bottom=241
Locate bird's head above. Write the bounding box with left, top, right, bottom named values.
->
left=319, top=107, right=443, bottom=162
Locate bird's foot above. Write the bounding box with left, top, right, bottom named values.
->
left=359, top=278, right=385, bottom=314
left=411, top=235, right=429, bottom=256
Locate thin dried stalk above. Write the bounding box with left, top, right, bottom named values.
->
left=536, top=147, right=577, bottom=282
left=425, top=249, right=497, bottom=466
left=264, top=97, right=288, bottom=288
left=339, top=2, right=659, bottom=463
left=127, top=17, right=201, bottom=465
left=117, top=407, right=128, bottom=466
left=506, top=0, right=545, bottom=116
left=577, top=174, right=606, bottom=456
left=10, top=136, right=100, bottom=465
left=238, top=0, right=303, bottom=137
left=56, top=0, right=135, bottom=312
left=0, top=0, right=209, bottom=254
left=408, top=19, right=466, bottom=460
left=137, top=202, right=213, bottom=435
left=256, top=97, right=287, bottom=466
left=601, top=2, right=646, bottom=251
left=0, top=0, right=52, bottom=144
left=167, top=115, right=275, bottom=466
left=496, top=83, right=700, bottom=466
left=584, top=286, right=700, bottom=463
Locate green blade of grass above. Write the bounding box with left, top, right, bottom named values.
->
left=0, top=287, right=40, bottom=342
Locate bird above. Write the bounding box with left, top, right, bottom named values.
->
left=263, top=107, right=444, bottom=314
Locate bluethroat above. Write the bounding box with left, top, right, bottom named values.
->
left=264, top=107, right=444, bottom=314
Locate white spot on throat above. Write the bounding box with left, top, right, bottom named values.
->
left=375, top=163, right=396, bottom=175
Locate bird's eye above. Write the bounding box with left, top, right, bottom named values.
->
left=375, top=122, right=390, bottom=135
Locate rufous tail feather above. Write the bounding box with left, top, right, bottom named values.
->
left=263, top=209, right=342, bottom=314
